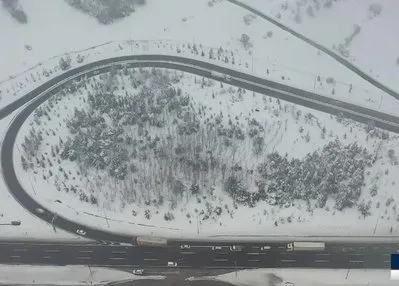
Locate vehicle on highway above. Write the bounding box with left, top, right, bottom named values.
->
left=260, top=246, right=271, bottom=251
left=11, top=220, right=21, bottom=226
left=134, top=236, right=168, bottom=247
left=132, top=269, right=144, bottom=275
left=211, top=246, right=223, bottom=251
left=35, top=208, right=45, bottom=214
left=76, top=229, right=87, bottom=236
left=287, top=242, right=325, bottom=251
left=167, top=261, right=177, bottom=267
left=230, top=245, right=243, bottom=252
left=180, top=244, right=190, bottom=249
left=210, top=71, right=232, bottom=81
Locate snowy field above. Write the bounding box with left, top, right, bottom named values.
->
left=187, top=268, right=396, bottom=286
left=238, top=0, right=399, bottom=94
left=13, top=66, right=399, bottom=238
left=0, top=0, right=399, bottom=115
left=0, top=264, right=165, bottom=285
left=1, top=0, right=399, bottom=240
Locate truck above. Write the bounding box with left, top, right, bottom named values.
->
left=133, top=236, right=168, bottom=247
left=210, top=71, right=232, bottom=81
left=287, top=242, right=325, bottom=252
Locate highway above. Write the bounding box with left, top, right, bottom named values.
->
left=0, top=241, right=395, bottom=269
left=1, top=54, right=399, bottom=269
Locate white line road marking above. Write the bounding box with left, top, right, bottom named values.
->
left=248, top=259, right=260, bottom=262
left=10, top=256, right=20, bottom=258
left=13, top=249, right=27, bottom=252
left=349, top=260, right=364, bottom=263
left=43, top=256, right=52, bottom=259
left=315, top=253, right=330, bottom=256
left=111, top=251, right=126, bottom=254
left=213, top=259, right=228, bottom=262
left=110, top=257, right=126, bottom=260
left=247, top=253, right=260, bottom=255
left=281, top=259, right=296, bottom=262
left=77, top=257, right=91, bottom=260
left=315, top=260, right=329, bottom=263
left=144, top=258, right=158, bottom=261
left=44, top=249, right=60, bottom=253
left=181, top=252, right=195, bottom=255
left=349, top=254, right=362, bottom=256
left=79, top=250, right=93, bottom=253
left=384, top=261, right=390, bottom=263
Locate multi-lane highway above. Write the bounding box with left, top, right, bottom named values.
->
left=1, top=54, right=399, bottom=270
left=0, top=241, right=395, bottom=269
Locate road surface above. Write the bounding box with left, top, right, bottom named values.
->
left=0, top=241, right=394, bottom=269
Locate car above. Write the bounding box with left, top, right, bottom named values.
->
left=230, top=245, right=243, bottom=252
left=180, top=244, right=190, bottom=249
left=35, top=208, right=45, bottom=214
left=167, top=261, right=177, bottom=267
left=76, top=229, right=86, bottom=236
left=132, top=269, right=144, bottom=275
left=260, top=246, right=271, bottom=251
left=11, top=220, right=21, bottom=226
left=212, top=246, right=222, bottom=251
left=224, top=75, right=232, bottom=81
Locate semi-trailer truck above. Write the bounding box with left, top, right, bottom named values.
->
left=133, top=236, right=168, bottom=247
left=287, top=242, right=325, bottom=251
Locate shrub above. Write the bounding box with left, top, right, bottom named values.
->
left=59, top=56, right=71, bottom=71
left=164, top=212, right=175, bottom=221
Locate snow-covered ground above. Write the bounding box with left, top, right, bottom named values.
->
left=0, top=0, right=398, bottom=115
left=187, top=268, right=396, bottom=286
left=1, top=0, right=399, bottom=240
left=238, top=0, right=399, bottom=94
left=0, top=264, right=165, bottom=285
left=0, top=110, right=83, bottom=240
left=13, top=66, right=399, bottom=238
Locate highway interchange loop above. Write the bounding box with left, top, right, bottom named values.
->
left=1, top=55, right=399, bottom=268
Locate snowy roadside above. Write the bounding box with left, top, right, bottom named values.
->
left=0, top=264, right=165, bottom=286
left=1, top=0, right=399, bottom=116
left=187, top=268, right=396, bottom=286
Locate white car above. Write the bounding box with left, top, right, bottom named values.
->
left=167, top=261, right=177, bottom=267
left=230, top=245, right=243, bottom=252
left=212, top=246, right=222, bottom=251
left=35, top=208, right=45, bottom=214
left=180, top=244, right=190, bottom=249
left=260, top=246, right=271, bottom=251
left=132, top=269, right=144, bottom=275
left=76, top=229, right=86, bottom=236
left=225, top=75, right=232, bottom=81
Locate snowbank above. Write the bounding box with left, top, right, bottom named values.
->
left=0, top=264, right=165, bottom=286
left=187, top=268, right=395, bottom=286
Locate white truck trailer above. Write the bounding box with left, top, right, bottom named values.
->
left=133, top=236, right=168, bottom=247
left=287, top=242, right=325, bottom=251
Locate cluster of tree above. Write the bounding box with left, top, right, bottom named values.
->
left=64, top=0, right=146, bottom=24
left=224, top=140, right=373, bottom=212
left=2, top=0, right=27, bottom=23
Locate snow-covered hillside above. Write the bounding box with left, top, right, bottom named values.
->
left=238, top=0, right=399, bottom=93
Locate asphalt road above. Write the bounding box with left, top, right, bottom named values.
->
left=0, top=241, right=395, bottom=269
left=226, top=0, right=399, bottom=101
left=1, top=55, right=399, bottom=269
